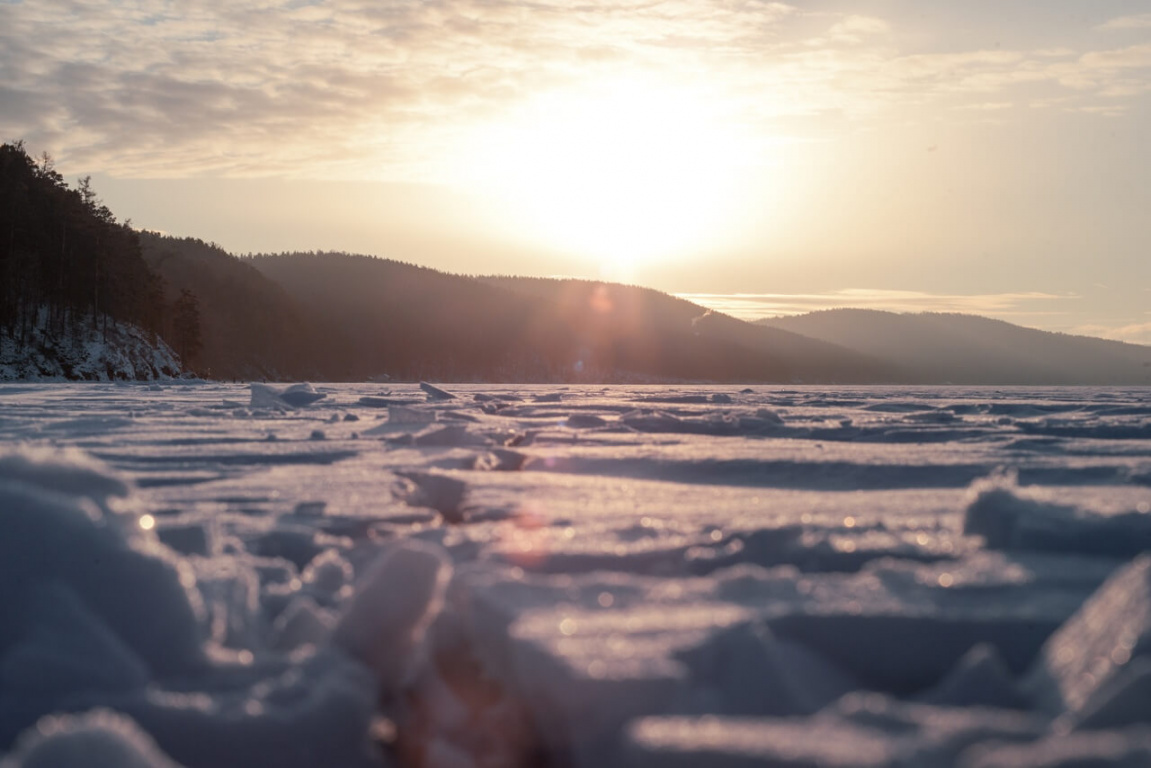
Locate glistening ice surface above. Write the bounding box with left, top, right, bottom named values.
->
left=2, top=382, right=1150, bottom=768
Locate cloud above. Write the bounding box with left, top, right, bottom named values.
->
left=1080, top=43, right=1151, bottom=70
left=0, top=0, right=807, bottom=178
left=674, top=289, right=1071, bottom=321
left=955, top=101, right=1013, bottom=111
left=0, top=0, right=1148, bottom=180
left=1097, top=14, right=1151, bottom=31
left=1070, top=322, right=1151, bottom=346
left=827, top=15, right=890, bottom=44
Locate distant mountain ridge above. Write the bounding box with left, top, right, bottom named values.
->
left=243, top=254, right=890, bottom=383
left=482, top=277, right=891, bottom=383
left=140, top=234, right=334, bottom=380
left=757, top=309, right=1151, bottom=385
left=138, top=233, right=1151, bottom=385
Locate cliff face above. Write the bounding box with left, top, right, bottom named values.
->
left=0, top=310, right=183, bottom=381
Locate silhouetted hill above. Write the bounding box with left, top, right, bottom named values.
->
left=245, top=254, right=897, bottom=382
left=757, top=309, right=1151, bottom=384
left=483, top=277, right=893, bottom=383
left=247, top=252, right=541, bottom=380
left=140, top=234, right=339, bottom=379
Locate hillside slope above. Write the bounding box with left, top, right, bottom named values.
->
left=248, top=253, right=541, bottom=381
left=758, top=309, right=1151, bottom=384
left=140, top=235, right=340, bottom=379
left=485, top=277, right=894, bottom=383
left=246, top=255, right=899, bottom=382
left=0, top=308, right=182, bottom=381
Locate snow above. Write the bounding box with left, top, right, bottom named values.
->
left=624, top=694, right=1045, bottom=767
left=964, top=472, right=1151, bottom=556
left=1, top=710, right=184, bottom=768
left=0, top=311, right=182, bottom=382
left=962, top=728, right=1151, bottom=767
left=0, top=383, right=1149, bottom=766
left=249, top=383, right=326, bottom=410
left=331, top=541, right=452, bottom=689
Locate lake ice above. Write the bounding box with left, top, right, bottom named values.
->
left=1, top=382, right=1150, bottom=767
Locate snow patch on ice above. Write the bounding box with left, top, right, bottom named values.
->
left=964, top=472, right=1151, bottom=557
left=332, top=540, right=452, bottom=690
left=1, top=709, right=184, bottom=768
left=248, top=383, right=325, bottom=410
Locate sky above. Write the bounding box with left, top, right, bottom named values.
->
left=2, top=0, right=1149, bottom=343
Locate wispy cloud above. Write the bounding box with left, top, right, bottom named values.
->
left=955, top=101, right=1013, bottom=111
left=1071, top=322, right=1151, bottom=346
left=1097, top=14, right=1151, bottom=31
left=0, top=1, right=1148, bottom=179
left=675, top=289, right=1072, bottom=321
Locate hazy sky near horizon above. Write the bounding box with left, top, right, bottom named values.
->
left=2, top=0, right=1149, bottom=342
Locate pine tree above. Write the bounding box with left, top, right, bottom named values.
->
left=171, top=288, right=203, bottom=369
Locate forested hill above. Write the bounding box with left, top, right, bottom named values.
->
left=9, top=140, right=1148, bottom=384
left=247, top=252, right=540, bottom=381
left=135, top=237, right=898, bottom=382
left=0, top=142, right=193, bottom=379
left=243, top=254, right=895, bottom=382
left=139, top=235, right=337, bottom=380
left=758, top=309, right=1151, bottom=385
left=480, top=276, right=891, bottom=382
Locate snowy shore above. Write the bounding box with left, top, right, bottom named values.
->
left=1, top=382, right=1150, bottom=767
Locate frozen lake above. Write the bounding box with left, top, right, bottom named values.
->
left=2, top=382, right=1150, bottom=767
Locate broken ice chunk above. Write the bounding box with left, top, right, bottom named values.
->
left=676, top=621, right=858, bottom=716
left=919, top=643, right=1029, bottom=710
left=1069, top=657, right=1151, bottom=731
left=394, top=472, right=469, bottom=523
left=413, top=425, right=489, bottom=448
left=331, top=541, right=452, bottom=690
left=565, top=413, right=607, bottom=429
left=473, top=449, right=527, bottom=472
left=420, top=382, right=457, bottom=401
left=1027, top=554, right=1151, bottom=716
left=249, top=383, right=325, bottom=409
left=963, top=472, right=1151, bottom=557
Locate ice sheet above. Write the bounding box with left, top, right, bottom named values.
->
left=0, top=383, right=1149, bottom=767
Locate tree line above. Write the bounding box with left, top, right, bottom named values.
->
left=0, top=142, right=201, bottom=368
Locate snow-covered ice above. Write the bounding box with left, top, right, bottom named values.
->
left=0, top=383, right=1149, bottom=767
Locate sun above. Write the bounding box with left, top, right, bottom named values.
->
left=455, top=79, right=756, bottom=275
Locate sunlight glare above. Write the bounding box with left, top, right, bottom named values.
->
left=457, top=79, right=758, bottom=268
